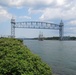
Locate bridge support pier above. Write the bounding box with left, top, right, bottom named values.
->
left=59, top=20, right=64, bottom=41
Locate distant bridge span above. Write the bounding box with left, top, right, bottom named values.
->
left=11, top=18, right=64, bottom=40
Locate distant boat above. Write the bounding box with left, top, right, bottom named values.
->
left=38, top=32, right=44, bottom=41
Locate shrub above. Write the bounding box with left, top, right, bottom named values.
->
left=0, top=38, right=52, bottom=75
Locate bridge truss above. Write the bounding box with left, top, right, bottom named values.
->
left=11, top=18, right=64, bottom=40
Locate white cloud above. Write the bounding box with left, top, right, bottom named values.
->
left=0, top=0, right=23, bottom=8
left=0, top=0, right=75, bottom=8
left=39, top=8, right=62, bottom=21
left=0, top=0, right=66, bottom=8
left=0, top=0, right=76, bottom=23
left=10, top=0, right=25, bottom=8
left=68, top=20, right=76, bottom=25
left=70, top=20, right=76, bottom=25
left=0, top=6, right=12, bottom=22
left=0, top=0, right=53, bottom=8
left=56, top=0, right=65, bottom=6
left=28, top=8, right=43, bottom=14
left=39, top=4, right=76, bottom=21
left=19, top=16, right=31, bottom=19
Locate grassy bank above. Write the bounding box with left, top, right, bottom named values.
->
left=0, top=38, right=52, bottom=75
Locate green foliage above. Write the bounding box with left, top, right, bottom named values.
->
left=0, top=38, right=52, bottom=75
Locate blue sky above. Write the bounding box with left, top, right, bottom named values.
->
left=0, top=0, right=76, bottom=38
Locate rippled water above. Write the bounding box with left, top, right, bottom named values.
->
left=23, top=40, right=76, bottom=75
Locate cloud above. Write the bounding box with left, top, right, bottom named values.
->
left=39, top=5, right=76, bottom=21
left=66, top=20, right=76, bottom=27
left=21, top=0, right=76, bottom=22
left=56, top=0, right=65, bottom=5
left=19, top=16, right=31, bottom=19
left=0, top=0, right=75, bottom=8
left=28, top=8, right=43, bottom=14
left=0, top=6, right=12, bottom=22
left=0, top=0, right=76, bottom=24
left=0, top=0, right=67, bottom=8
left=0, top=0, right=21, bottom=7
left=69, top=20, right=76, bottom=25
left=0, top=0, right=53, bottom=8
left=39, top=8, right=62, bottom=21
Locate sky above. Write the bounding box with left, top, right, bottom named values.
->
left=0, top=0, right=76, bottom=38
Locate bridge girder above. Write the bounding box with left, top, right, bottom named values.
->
left=15, top=22, right=59, bottom=29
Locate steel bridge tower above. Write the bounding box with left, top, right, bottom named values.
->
left=11, top=18, right=64, bottom=40
left=11, top=18, right=15, bottom=38
left=59, top=20, right=64, bottom=40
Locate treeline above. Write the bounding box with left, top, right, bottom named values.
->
left=33, top=36, right=76, bottom=40
left=70, top=37, right=76, bottom=40
left=45, top=37, right=59, bottom=40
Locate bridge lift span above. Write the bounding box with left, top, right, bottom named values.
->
left=11, top=18, right=64, bottom=40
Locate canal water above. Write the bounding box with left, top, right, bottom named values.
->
left=23, top=40, right=76, bottom=75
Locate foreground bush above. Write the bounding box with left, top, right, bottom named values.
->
left=0, top=38, right=52, bottom=75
